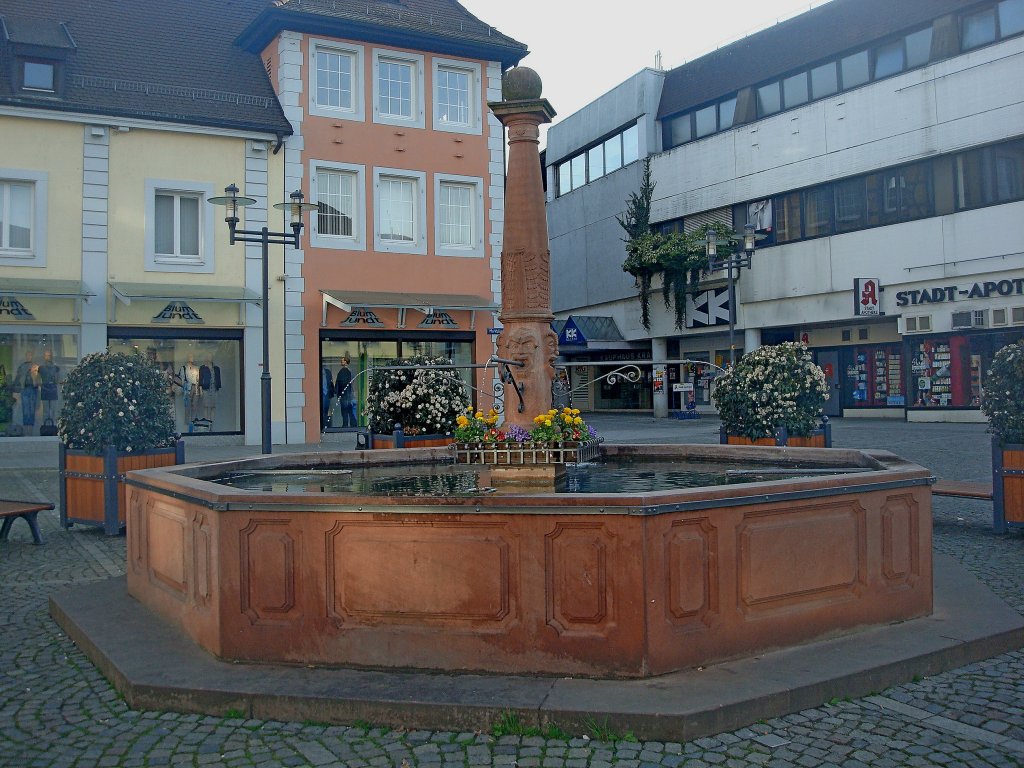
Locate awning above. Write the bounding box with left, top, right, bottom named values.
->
left=554, top=315, right=627, bottom=351
left=108, top=282, right=260, bottom=324
left=321, top=289, right=498, bottom=329
left=0, top=278, right=94, bottom=321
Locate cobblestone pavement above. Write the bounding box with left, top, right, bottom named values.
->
left=2, top=420, right=1023, bottom=767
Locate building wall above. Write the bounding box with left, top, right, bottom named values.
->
left=271, top=31, right=505, bottom=441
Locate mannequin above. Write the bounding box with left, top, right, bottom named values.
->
left=179, top=353, right=201, bottom=424
left=38, top=349, right=60, bottom=421
left=13, top=349, right=39, bottom=435
left=199, top=356, right=221, bottom=425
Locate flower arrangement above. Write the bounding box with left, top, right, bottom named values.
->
left=454, top=407, right=504, bottom=443
left=57, top=350, right=177, bottom=454
left=712, top=342, right=829, bottom=440
left=529, top=408, right=594, bottom=443
left=364, top=355, right=470, bottom=436
left=982, top=339, right=1024, bottom=446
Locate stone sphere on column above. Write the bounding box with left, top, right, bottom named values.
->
left=502, top=67, right=543, bottom=101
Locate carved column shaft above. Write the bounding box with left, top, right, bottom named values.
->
left=490, top=98, right=558, bottom=430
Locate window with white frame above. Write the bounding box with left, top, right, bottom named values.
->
left=432, top=58, right=481, bottom=134
left=434, top=174, right=484, bottom=257
left=374, top=168, right=426, bottom=254
left=310, top=160, right=365, bottom=250
left=309, top=39, right=364, bottom=121
left=145, top=179, right=215, bottom=273
left=0, top=169, right=47, bottom=266
left=0, top=181, right=33, bottom=252
left=372, top=49, right=424, bottom=128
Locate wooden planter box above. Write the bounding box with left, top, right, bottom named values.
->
left=367, top=427, right=453, bottom=449
left=992, top=439, right=1024, bottom=533
left=720, top=422, right=832, bottom=448
left=60, top=441, right=184, bottom=536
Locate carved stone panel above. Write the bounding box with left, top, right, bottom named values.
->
left=239, top=519, right=300, bottom=625
left=191, top=510, right=212, bottom=607
left=664, top=518, right=718, bottom=629
left=146, top=500, right=189, bottom=599
left=545, top=522, right=613, bottom=636
left=881, top=494, right=920, bottom=588
left=738, top=502, right=866, bottom=615
left=325, top=521, right=516, bottom=628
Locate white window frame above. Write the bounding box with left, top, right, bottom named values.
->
left=434, top=173, right=484, bottom=258
left=431, top=57, right=482, bottom=135
left=309, top=160, right=365, bottom=251
left=309, top=38, right=365, bottom=122
left=373, top=167, right=426, bottom=254
left=144, top=179, right=215, bottom=273
left=372, top=48, right=424, bottom=128
left=0, top=168, right=47, bottom=266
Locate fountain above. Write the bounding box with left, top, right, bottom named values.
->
left=119, top=69, right=933, bottom=679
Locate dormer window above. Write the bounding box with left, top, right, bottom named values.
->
left=1, top=15, right=76, bottom=97
left=22, top=61, right=55, bottom=92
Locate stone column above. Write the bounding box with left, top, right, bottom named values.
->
left=489, top=69, right=558, bottom=431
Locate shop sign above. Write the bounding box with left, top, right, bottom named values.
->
left=153, top=302, right=204, bottom=324
left=854, top=278, right=880, bottom=316
left=487, top=327, right=503, bottom=336
left=0, top=296, right=36, bottom=320
left=342, top=308, right=384, bottom=327
left=896, top=278, right=1024, bottom=306
left=418, top=311, right=458, bottom=328
left=686, top=288, right=730, bottom=328
left=559, top=318, right=587, bottom=345
left=576, top=351, right=651, bottom=362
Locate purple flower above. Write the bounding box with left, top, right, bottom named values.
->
left=587, top=425, right=599, bottom=439
left=507, top=424, right=530, bottom=443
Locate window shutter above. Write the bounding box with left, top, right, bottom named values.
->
left=684, top=207, right=732, bottom=234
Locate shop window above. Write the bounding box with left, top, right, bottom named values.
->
left=604, top=133, right=623, bottom=172
left=803, top=185, right=833, bottom=237
left=310, top=39, right=364, bottom=121
left=0, top=332, right=79, bottom=437
left=905, top=27, right=933, bottom=68
left=311, top=161, right=364, bottom=250
left=756, top=81, right=781, bottom=117
left=873, top=39, right=906, bottom=79
left=1001, top=0, right=1024, bottom=36
left=587, top=145, right=605, bottom=182
left=145, top=179, right=215, bottom=273
left=782, top=72, right=808, bottom=109
left=433, top=58, right=480, bottom=134
left=774, top=191, right=802, bottom=242
left=848, top=344, right=904, bottom=407
left=373, top=49, right=424, bottom=128
left=963, top=7, right=998, bottom=50
left=810, top=62, right=838, bottom=99
left=622, top=124, right=639, bottom=165
left=435, top=174, right=483, bottom=257
left=106, top=335, right=241, bottom=434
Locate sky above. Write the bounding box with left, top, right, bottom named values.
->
left=459, top=0, right=835, bottom=145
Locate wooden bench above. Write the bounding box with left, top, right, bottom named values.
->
left=0, top=499, right=54, bottom=545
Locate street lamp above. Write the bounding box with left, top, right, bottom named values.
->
left=706, top=224, right=759, bottom=367
left=208, top=184, right=316, bottom=454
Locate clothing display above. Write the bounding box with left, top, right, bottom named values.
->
left=335, top=364, right=356, bottom=428
left=15, top=358, right=39, bottom=428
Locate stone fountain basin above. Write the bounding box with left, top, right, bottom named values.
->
left=124, top=444, right=933, bottom=678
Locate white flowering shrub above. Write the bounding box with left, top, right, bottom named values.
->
left=58, top=351, right=177, bottom=453
left=982, top=339, right=1024, bottom=446
left=365, top=355, right=470, bottom=436
left=712, top=342, right=829, bottom=440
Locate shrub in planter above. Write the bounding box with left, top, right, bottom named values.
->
left=712, top=342, right=829, bottom=442
left=364, top=355, right=469, bottom=440
left=981, top=339, right=1024, bottom=531
left=57, top=351, right=181, bottom=534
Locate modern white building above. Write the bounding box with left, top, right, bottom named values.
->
left=546, top=0, right=1024, bottom=421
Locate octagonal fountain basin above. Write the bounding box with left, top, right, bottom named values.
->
left=124, top=444, right=933, bottom=679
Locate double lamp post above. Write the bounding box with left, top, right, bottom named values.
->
left=705, top=223, right=760, bottom=367
left=209, top=184, right=316, bottom=454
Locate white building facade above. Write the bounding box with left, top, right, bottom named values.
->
left=546, top=0, right=1024, bottom=421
